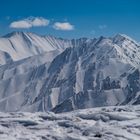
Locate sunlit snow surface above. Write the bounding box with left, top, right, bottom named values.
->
left=0, top=105, right=140, bottom=140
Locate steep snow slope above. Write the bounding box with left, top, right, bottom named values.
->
left=0, top=32, right=71, bottom=63
left=0, top=32, right=140, bottom=112
left=0, top=50, right=59, bottom=112
left=0, top=50, right=12, bottom=65
left=0, top=105, right=140, bottom=140
left=43, top=34, right=140, bottom=113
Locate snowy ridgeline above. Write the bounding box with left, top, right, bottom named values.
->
left=1, top=32, right=140, bottom=113
left=0, top=105, right=140, bottom=140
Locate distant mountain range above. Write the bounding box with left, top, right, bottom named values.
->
left=0, top=32, right=140, bottom=112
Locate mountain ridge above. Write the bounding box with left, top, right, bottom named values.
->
left=0, top=31, right=73, bottom=64
left=0, top=32, right=140, bottom=112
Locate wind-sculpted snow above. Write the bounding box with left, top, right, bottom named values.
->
left=0, top=32, right=140, bottom=112
left=0, top=105, right=140, bottom=140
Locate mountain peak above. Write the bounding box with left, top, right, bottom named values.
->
left=113, top=33, right=130, bottom=41
left=0, top=32, right=140, bottom=113
left=113, top=33, right=139, bottom=46
left=3, top=31, right=28, bottom=38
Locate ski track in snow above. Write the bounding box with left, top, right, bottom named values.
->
left=0, top=105, right=140, bottom=140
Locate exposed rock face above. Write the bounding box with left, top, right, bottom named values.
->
left=0, top=32, right=140, bottom=112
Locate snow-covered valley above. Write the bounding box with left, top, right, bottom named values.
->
left=0, top=105, right=140, bottom=140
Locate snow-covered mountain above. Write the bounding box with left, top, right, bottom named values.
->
left=0, top=32, right=140, bottom=112
left=0, top=31, right=71, bottom=63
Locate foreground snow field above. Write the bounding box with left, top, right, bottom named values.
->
left=0, top=105, right=140, bottom=140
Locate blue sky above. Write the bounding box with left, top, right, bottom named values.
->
left=0, top=0, right=140, bottom=41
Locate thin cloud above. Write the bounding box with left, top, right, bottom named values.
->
left=6, top=16, right=10, bottom=20
left=10, top=17, right=50, bottom=29
left=91, top=30, right=96, bottom=35
left=99, top=25, right=107, bottom=29
left=10, top=20, right=32, bottom=29
left=53, top=22, right=74, bottom=31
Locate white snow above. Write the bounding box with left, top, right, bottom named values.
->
left=75, top=57, right=85, bottom=93
left=50, top=88, right=60, bottom=108
left=0, top=32, right=71, bottom=64
left=0, top=105, right=140, bottom=140
left=0, top=32, right=140, bottom=113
